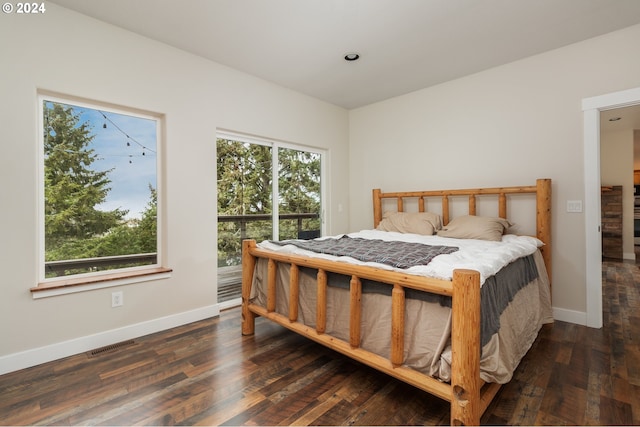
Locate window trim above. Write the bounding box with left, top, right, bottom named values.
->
left=31, top=267, right=173, bottom=298
left=35, top=92, right=167, bottom=296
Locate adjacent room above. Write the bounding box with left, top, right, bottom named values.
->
left=2, top=0, right=640, bottom=424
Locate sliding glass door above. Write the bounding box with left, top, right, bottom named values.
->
left=216, top=133, right=324, bottom=303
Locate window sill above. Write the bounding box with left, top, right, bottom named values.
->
left=31, top=267, right=173, bottom=299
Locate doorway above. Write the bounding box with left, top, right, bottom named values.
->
left=600, top=107, right=640, bottom=261
left=583, top=86, right=640, bottom=328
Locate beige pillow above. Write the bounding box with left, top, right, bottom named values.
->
left=376, top=211, right=442, bottom=235
left=436, top=215, right=512, bottom=241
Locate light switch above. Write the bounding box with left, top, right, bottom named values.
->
left=567, top=200, right=583, bottom=213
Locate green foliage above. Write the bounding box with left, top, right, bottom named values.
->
left=45, top=185, right=157, bottom=262
left=136, top=185, right=158, bottom=253
left=217, top=139, right=321, bottom=267
left=217, top=139, right=272, bottom=266
left=217, top=139, right=273, bottom=215
left=278, top=147, right=321, bottom=239
left=43, top=101, right=157, bottom=274
left=44, top=102, right=127, bottom=251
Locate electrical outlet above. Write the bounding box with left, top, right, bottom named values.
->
left=111, top=291, right=123, bottom=307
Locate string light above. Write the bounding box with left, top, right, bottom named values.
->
left=97, top=110, right=156, bottom=165
left=98, top=110, right=156, bottom=157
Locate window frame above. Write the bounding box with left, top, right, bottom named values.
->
left=33, top=92, right=170, bottom=298
left=216, top=130, right=326, bottom=305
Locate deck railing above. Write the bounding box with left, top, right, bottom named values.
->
left=218, top=212, right=320, bottom=240
left=45, top=253, right=157, bottom=277
left=217, top=212, right=320, bottom=302
left=45, top=213, right=319, bottom=280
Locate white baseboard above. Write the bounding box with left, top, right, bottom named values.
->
left=217, top=297, right=241, bottom=311
left=0, top=304, right=220, bottom=376
left=623, top=252, right=636, bottom=261
left=552, top=306, right=588, bottom=326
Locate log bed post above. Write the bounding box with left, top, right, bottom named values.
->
left=266, top=259, right=277, bottom=313
left=536, top=178, right=552, bottom=289
left=241, top=239, right=258, bottom=335
left=350, top=276, right=362, bottom=348
left=289, top=264, right=300, bottom=322
left=390, top=284, right=405, bottom=367
left=468, top=194, right=476, bottom=216
left=442, top=195, right=450, bottom=226
left=317, top=269, right=327, bottom=334
left=498, top=193, right=507, bottom=219
left=450, top=269, right=482, bottom=426
left=373, top=189, right=383, bottom=228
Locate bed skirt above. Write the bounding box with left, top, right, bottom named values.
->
left=249, top=250, right=553, bottom=384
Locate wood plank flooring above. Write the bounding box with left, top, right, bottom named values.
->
left=1, top=258, right=639, bottom=425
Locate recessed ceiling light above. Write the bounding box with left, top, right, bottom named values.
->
left=344, top=53, right=360, bottom=61
left=609, top=117, right=622, bottom=121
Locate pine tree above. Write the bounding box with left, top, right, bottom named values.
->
left=278, top=147, right=321, bottom=239
left=216, top=139, right=321, bottom=266
left=43, top=101, right=127, bottom=259
left=136, top=184, right=158, bottom=253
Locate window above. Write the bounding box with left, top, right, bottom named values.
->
left=36, top=94, right=166, bottom=291
left=217, top=132, right=324, bottom=303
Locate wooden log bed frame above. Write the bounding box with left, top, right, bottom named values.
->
left=241, top=178, right=552, bottom=426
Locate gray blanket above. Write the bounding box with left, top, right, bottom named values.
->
left=273, top=235, right=459, bottom=269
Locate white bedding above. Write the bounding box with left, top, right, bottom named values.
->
left=258, top=230, right=544, bottom=285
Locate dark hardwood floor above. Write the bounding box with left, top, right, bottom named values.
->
left=1, top=258, right=639, bottom=425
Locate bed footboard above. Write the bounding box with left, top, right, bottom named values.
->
left=241, top=239, right=495, bottom=426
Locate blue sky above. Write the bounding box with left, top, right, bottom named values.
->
left=66, top=103, right=157, bottom=220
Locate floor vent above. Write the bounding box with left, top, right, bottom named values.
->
left=87, top=339, right=136, bottom=358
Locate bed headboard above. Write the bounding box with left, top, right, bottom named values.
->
left=372, top=178, right=552, bottom=283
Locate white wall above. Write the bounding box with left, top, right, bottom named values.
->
left=0, top=4, right=349, bottom=372
left=601, top=129, right=635, bottom=259
left=349, top=24, right=640, bottom=321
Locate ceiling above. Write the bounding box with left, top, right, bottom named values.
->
left=600, top=104, right=640, bottom=166
left=601, top=104, right=640, bottom=133
left=51, top=0, right=640, bottom=110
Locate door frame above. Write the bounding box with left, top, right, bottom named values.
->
left=582, top=86, right=640, bottom=328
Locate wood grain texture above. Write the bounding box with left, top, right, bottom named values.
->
left=390, top=284, right=405, bottom=367
left=289, top=263, right=300, bottom=322
left=1, top=257, right=639, bottom=426
left=349, top=276, right=362, bottom=349
left=241, top=239, right=257, bottom=335
left=316, top=269, right=327, bottom=334
left=450, top=269, right=482, bottom=426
